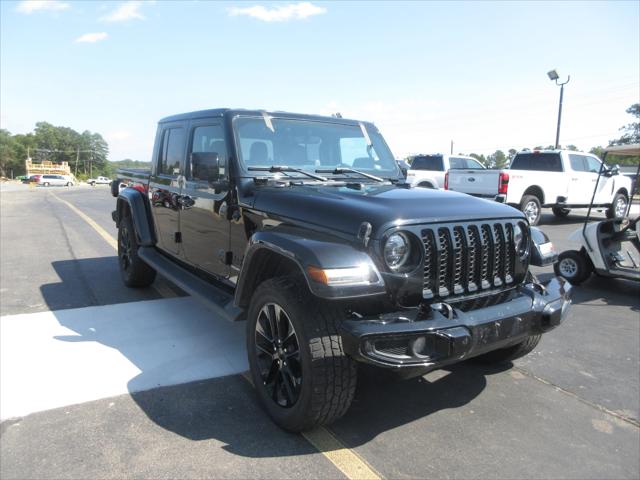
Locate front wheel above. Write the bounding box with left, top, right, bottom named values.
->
left=554, top=249, right=592, bottom=285
left=606, top=192, right=628, bottom=219
left=90, top=181, right=96, bottom=187
left=118, top=213, right=156, bottom=287
left=247, top=276, right=357, bottom=432
left=520, top=195, right=542, bottom=226
left=471, top=335, right=541, bottom=364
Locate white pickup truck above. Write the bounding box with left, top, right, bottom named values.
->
left=87, top=176, right=112, bottom=186
left=406, top=154, right=485, bottom=189
left=446, top=150, right=632, bottom=225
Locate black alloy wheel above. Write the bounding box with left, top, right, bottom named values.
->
left=254, top=302, right=302, bottom=408
left=118, top=224, right=133, bottom=272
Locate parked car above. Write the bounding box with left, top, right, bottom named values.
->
left=38, top=174, right=74, bottom=187
left=22, top=174, right=42, bottom=184
left=112, top=108, right=571, bottom=432
left=88, top=176, right=111, bottom=186
left=406, top=154, right=485, bottom=189
left=446, top=149, right=632, bottom=225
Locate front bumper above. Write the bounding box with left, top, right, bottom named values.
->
left=340, top=277, right=571, bottom=369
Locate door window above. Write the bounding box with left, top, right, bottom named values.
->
left=569, top=154, right=587, bottom=172
left=159, top=128, right=185, bottom=176
left=584, top=156, right=602, bottom=173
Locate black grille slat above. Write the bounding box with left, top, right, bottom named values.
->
left=437, top=228, right=451, bottom=297
left=422, top=230, right=436, bottom=298
left=422, top=221, right=518, bottom=300
left=492, top=224, right=505, bottom=286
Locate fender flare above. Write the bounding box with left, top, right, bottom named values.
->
left=116, top=189, right=156, bottom=246
left=235, top=228, right=385, bottom=307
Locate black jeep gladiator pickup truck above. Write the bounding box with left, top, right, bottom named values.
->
left=111, top=108, right=571, bottom=431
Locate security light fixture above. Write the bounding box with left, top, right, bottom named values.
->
left=547, top=69, right=559, bottom=81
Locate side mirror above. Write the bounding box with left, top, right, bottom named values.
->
left=191, top=152, right=221, bottom=183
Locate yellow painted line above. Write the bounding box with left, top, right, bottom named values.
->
left=51, top=192, right=117, bottom=250
left=241, top=372, right=381, bottom=480
left=302, top=428, right=382, bottom=480
left=51, top=192, right=176, bottom=299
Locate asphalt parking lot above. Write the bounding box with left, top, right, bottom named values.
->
left=1, top=184, right=639, bottom=479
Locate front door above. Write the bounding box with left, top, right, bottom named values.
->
left=180, top=122, right=231, bottom=278
left=149, top=124, right=186, bottom=256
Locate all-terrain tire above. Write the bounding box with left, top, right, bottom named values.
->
left=471, top=334, right=541, bottom=364
left=117, top=213, right=156, bottom=288
left=552, top=206, right=570, bottom=218
left=520, top=195, right=542, bottom=226
left=246, top=276, right=357, bottom=432
left=606, top=192, right=628, bottom=219
left=553, top=249, right=592, bottom=285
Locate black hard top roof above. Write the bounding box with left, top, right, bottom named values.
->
left=159, top=108, right=371, bottom=125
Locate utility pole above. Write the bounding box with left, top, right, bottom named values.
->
left=75, top=147, right=80, bottom=177
left=450, top=140, right=454, bottom=155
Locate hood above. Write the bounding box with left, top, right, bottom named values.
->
left=253, top=183, right=524, bottom=238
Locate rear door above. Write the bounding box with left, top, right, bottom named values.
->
left=180, top=121, right=231, bottom=278
left=567, top=154, right=605, bottom=204
left=149, top=123, right=186, bottom=256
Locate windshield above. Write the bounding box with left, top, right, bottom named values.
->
left=234, top=116, right=400, bottom=179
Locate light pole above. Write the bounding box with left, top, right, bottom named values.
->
left=547, top=69, right=570, bottom=149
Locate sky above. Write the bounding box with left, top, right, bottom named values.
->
left=1, top=0, right=639, bottom=162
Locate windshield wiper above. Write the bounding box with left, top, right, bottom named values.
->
left=315, top=167, right=384, bottom=183
left=248, top=166, right=328, bottom=181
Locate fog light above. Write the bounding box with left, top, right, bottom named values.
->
left=409, top=336, right=427, bottom=356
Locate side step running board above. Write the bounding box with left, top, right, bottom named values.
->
left=138, top=247, right=245, bottom=322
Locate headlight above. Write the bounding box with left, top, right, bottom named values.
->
left=514, top=223, right=528, bottom=258
left=384, top=232, right=410, bottom=270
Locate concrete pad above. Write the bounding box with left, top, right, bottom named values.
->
left=0, top=297, right=247, bottom=420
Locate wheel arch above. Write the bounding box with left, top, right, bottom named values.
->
left=116, top=189, right=156, bottom=246
left=235, top=229, right=386, bottom=308
left=523, top=185, right=545, bottom=204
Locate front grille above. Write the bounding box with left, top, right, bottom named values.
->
left=422, top=221, right=518, bottom=300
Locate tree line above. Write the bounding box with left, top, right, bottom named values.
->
left=0, top=122, right=109, bottom=179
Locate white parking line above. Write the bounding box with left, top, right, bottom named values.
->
left=0, top=297, right=247, bottom=421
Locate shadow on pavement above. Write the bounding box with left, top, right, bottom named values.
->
left=569, top=274, right=640, bottom=311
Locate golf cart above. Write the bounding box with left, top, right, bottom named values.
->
left=554, top=144, right=640, bottom=285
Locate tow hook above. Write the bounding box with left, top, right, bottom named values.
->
left=431, top=302, right=455, bottom=320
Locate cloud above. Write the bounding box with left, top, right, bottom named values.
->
left=75, top=32, right=109, bottom=43
left=228, top=2, right=326, bottom=22
left=101, top=1, right=146, bottom=22
left=16, top=1, right=70, bottom=14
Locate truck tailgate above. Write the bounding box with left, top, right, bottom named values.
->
left=447, top=170, right=500, bottom=196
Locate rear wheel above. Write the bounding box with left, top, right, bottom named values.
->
left=606, top=192, right=628, bottom=219
left=554, top=249, right=592, bottom=285
left=520, top=195, right=541, bottom=225
left=43, top=182, right=50, bottom=187
left=552, top=206, right=570, bottom=218
left=247, top=276, right=357, bottom=432
left=118, top=213, right=156, bottom=287
left=471, top=335, right=541, bottom=364
left=90, top=181, right=96, bottom=187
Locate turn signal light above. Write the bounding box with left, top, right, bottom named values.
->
left=444, top=172, right=449, bottom=190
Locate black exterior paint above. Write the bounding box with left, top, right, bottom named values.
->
left=113, top=108, right=571, bottom=369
